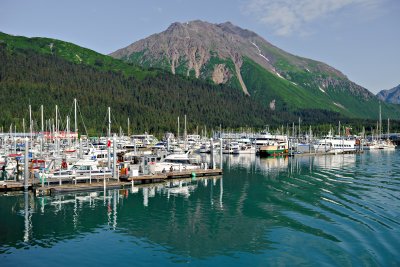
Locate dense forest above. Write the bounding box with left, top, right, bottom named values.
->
left=0, top=43, right=398, bottom=137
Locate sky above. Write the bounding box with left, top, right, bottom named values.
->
left=1, top=0, right=399, bottom=93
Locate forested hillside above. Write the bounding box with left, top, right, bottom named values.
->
left=1, top=32, right=395, bottom=136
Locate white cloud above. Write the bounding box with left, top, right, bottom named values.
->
left=243, top=0, right=382, bottom=36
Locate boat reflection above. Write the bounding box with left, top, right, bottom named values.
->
left=223, top=153, right=357, bottom=175
left=0, top=152, right=374, bottom=260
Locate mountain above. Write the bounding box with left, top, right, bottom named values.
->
left=1, top=30, right=398, bottom=136
left=377, top=84, right=400, bottom=104
left=2, top=31, right=333, bottom=135
left=110, top=20, right=400, bottom=120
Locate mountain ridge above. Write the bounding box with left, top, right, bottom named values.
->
left=1, top=29, right=399, bottom=136
left=110, top=20, right=394, bottom=119
left=377, top=84, right=400, bottom=104
left=1, top=30, right=348, bottom=134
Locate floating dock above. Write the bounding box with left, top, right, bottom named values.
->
left=127, top=169, right=223, bottom=183
left=35, top=181, right=130, bottom=195
left=0, top=181, right=32, bottom=192
left=289, top=150, right=364, bottom=157
left=31, top=168, right=222, bottom=195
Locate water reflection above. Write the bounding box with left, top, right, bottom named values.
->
left=1, top=152, right=399, bottom=265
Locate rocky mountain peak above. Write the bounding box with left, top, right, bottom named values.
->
left=217, top=21, right=258, bottom=39
left=377, top=84, right=400, bottom=104
left=110, top=20, right=373, bottom=104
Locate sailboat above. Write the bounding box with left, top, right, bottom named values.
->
left=370, top=104, right=396, bottom=150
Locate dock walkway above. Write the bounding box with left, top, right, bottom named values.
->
left=29, top=168, right=222, bottom=195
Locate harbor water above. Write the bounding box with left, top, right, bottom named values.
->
left=1, top=150, right=399, bottom=266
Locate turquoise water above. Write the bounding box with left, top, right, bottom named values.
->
left=1, top=151, right=399, bottom=266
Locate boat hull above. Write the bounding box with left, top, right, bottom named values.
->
left=258, top=148, right=288, bottom=157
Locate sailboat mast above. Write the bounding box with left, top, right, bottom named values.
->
left=55, top=105, right=58, bottom=134
left=67, top=115, right=70, bottom=146
left=108, top=107, right=111, bottom=137
left=74, top=98, right=77, bottom=134
left=41, top=105, right=44, bottom=133
left=184, top=114, right=187, bottom=150
left=29, top=104, right=32, bottom=141
left=379, top=103, right=382, bottom=139
left=55, top=105, right=58, bottom=153
left=177, top=116, right=180, bottom=141
left=298, top=117, right=301, bottom=138
left=387, top=118, right=390, bottom=140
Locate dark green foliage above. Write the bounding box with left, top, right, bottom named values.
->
left=1, top=32, right=399, bottom=136
left=0, top=44, right=277, bottom=135
left=200, top=55, right=241, bottom=90
left=0, top=32, right=155, bottom=80
left=241, top=57, right=332, bottom=111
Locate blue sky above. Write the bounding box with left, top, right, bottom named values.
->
left=1, top=0, right=399, bottom=93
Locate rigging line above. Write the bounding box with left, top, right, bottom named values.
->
left=100, top=109, right=109, bottom=137
left=60, top=99, right=76, bottom=132
left=111, top=110, right=122, bottom=135
left=56, top=107, right=66, bottom=132
left=66, top=99, right=75, bottom=121
left=76, top=101, right=89, bottom=137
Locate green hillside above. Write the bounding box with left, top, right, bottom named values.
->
left=1, top=31, right=398, bottom=136
left=110, top=20, right=400, bottom=121
left=0, top=32, right=154, bottom=80
left=241, top=57, right=331, bottom=111
left=241, top=56, right=400, bottom=119
left=0, top=32, right=283, bottom=135
left=269, top=52, right=400, bottom=119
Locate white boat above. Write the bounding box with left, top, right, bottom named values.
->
left=48, top=158, right=109, bottom=177
left=199, top=143, right=210, bottom=153
left=232, top=144, right=256, bottom=154
left=130, top=134, right=158, bottom=148
left=313, top=131, right=355, bottom=153
left=253, top=130, right=288, bottom=150
left=368, top=104, right=397, bottom=150
left=223, top=142, right=239, bottom=154
left=368, top=140, right=396, bottom=150
left=83, top=147, right=114, bottom=163
left=151, top=152, right=200, bottom=173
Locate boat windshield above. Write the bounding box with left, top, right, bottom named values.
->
left=164, top=159, right=192, bottom=164
left=71, top=165, right=93, bottom=171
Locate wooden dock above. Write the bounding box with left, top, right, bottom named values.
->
left=0, top=181, right=32, bottom=192
left=33, top=168, right=223, bottom=195
left=35, top=181, right=131, bottom=195
left=127, top=169, right=223, bottom=183
left=290, top=150, right=364, bottom=157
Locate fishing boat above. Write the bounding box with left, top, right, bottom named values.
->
left=258, top=142, right=288, bottom=157
left=253, top=128, right=288, bottom=150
